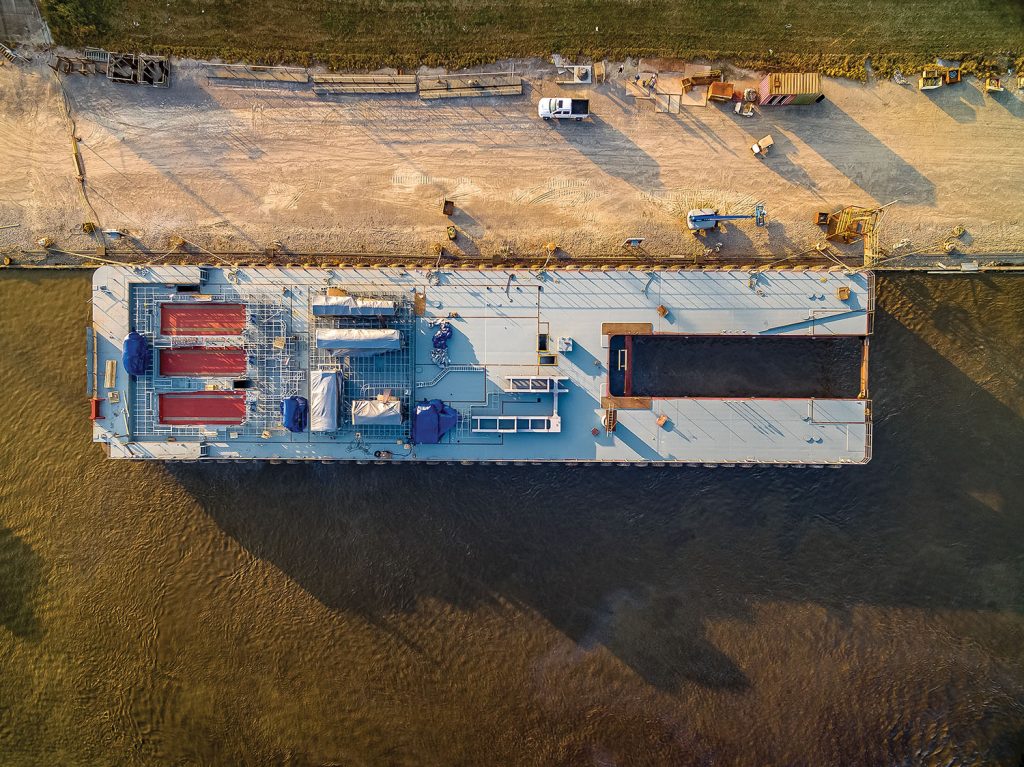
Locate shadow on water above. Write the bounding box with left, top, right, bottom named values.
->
left=168, top=276, right=1024, bottom=695
left=0, top=527, right=44, bottom=640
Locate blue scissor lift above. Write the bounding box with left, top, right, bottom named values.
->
left=686, top=203, right=766, bottom=235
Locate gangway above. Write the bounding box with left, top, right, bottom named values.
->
left=503, top=376, right=568, bottom=393
left=472, top=376, right=568, bottom=434
left=471, top=415, right=561, bottom=433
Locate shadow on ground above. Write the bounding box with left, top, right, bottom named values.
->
left=553, top=115, right=663, bottom=192
left=762, top=102, right=936, bottom=205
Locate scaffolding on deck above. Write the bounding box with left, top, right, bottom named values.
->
left=128, top=285, right=303, bottom=440
left=308, top=287, right=415, bottom=440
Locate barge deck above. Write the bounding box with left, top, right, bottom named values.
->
left=89, top=266, right=874, bottom=465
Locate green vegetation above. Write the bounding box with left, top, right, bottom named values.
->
left=40, top=0, right=1024, bottom=77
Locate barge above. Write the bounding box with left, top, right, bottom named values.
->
left=89, top=266, right=873, bottom=465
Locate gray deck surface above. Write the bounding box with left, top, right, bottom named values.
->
left=91, top=266, right=873, bottom=464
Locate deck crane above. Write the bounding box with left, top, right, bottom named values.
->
left=686, top=203, right=766, bottom=235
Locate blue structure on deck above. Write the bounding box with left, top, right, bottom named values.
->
left=121, top=331, right=148, bottom=376
left=281, top=396, right=308, bottom=433
left=411, top=399, right=460, bottom=444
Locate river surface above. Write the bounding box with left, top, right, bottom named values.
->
left=1, top=272, right=1023, bottom=766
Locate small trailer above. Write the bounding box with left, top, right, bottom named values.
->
left=538, top=98, right=590, bottom=121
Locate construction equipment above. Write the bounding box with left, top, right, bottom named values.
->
left=984, top=76, right=1005, bottom=94
left=733, top=88, right=758, bottom=116
left=686, top=204, right=767, bottom=234
left=708, top=82, right=735, bottom=102
left=751, top=135, right=775, bottom=158
left=690, top=69, right=723, bottom=86
left=820, top=206, right=882, bottom=244
left=556, top=65, right=592, bottom=84
left=919, top=68, right=945, bottom=90
left=918, top=62, right=960, bottom=90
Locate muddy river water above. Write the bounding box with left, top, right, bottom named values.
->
left=1, top=272, right=1022, bottom=765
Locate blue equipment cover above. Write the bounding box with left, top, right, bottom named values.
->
left=281, top=395, right=309, bottom=433
left=122, top=331, right=148, bottom=376
left=432, top=322, right=453, bottom=349
left=411, top=399, right=460, bottom=444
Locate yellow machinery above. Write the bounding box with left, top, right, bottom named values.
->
left=918, top=64, right=960, bottom=90
left=984, top=76, right=1005, bottom=94
left=919, top=68, right=945, bottom=90
left=819, top=206, right=881, bottom=244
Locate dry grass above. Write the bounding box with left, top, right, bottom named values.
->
left=40, top=0, right=1024, bottom=77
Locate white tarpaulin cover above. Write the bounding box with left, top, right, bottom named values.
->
left=312, top=295, right=396, bottom=316
left=316, top=328, right=401, bottom=355
left=352, top=399, right=403, bottom=425
left=310, top=371, right=340, bottom=431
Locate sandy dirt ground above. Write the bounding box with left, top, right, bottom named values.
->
left=1, top=57, right=1023, bottom=263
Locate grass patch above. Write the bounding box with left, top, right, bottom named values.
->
left=39, top=0, right=1024, bottom=77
